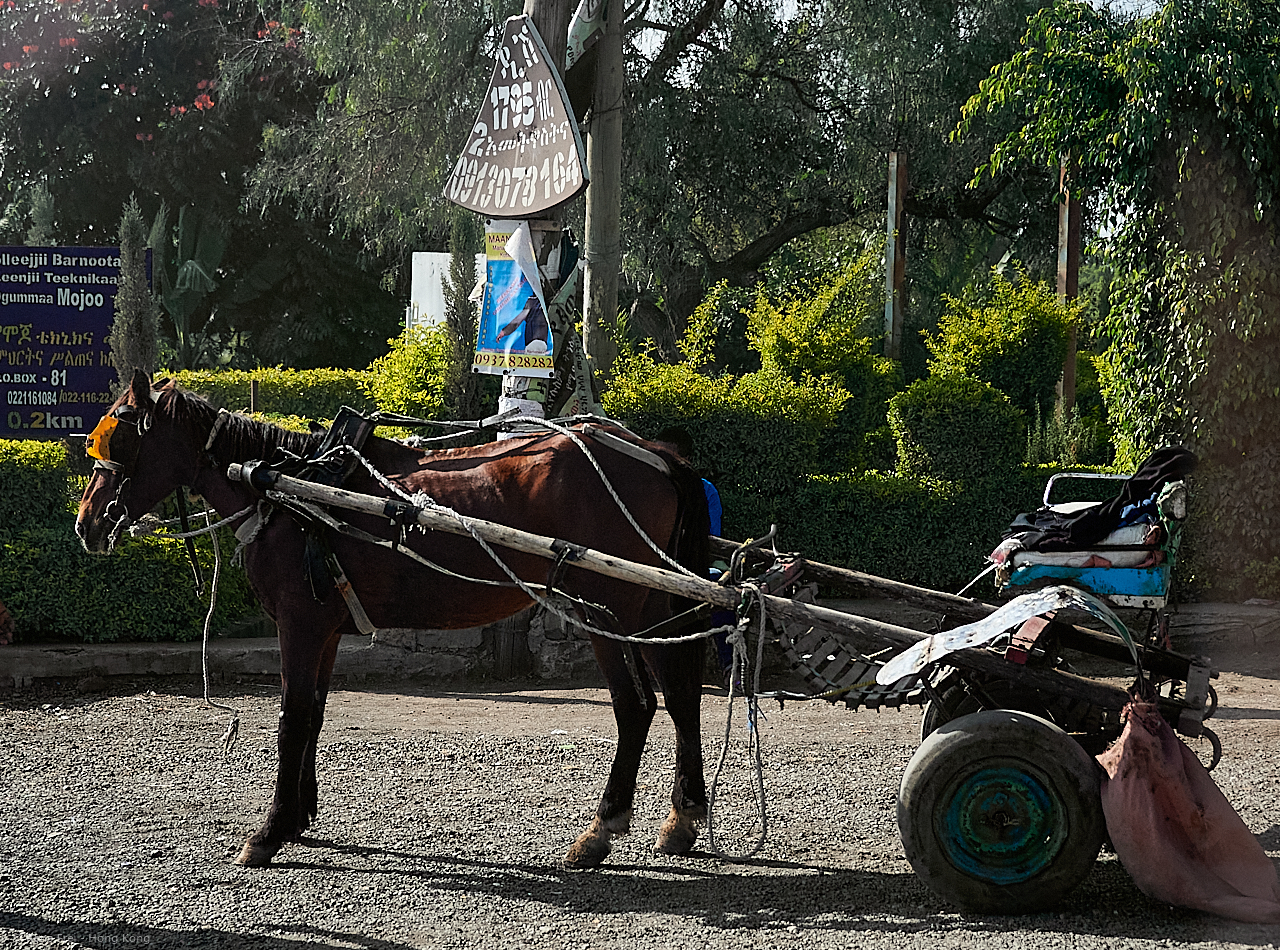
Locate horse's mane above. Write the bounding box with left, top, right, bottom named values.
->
left=154, top=382, right=324, bottom=462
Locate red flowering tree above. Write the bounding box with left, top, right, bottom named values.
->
left=0, top=0, right=402, bottom=368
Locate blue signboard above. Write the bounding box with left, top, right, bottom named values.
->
left=0, top=247, right=122, bottom=439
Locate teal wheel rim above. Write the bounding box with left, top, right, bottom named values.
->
left=937, top=763, right=1067, bottom=885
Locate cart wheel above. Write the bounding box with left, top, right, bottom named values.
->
left=919, top=684, right=1054, bottom=742
left=898, top=709, right=1106, bottom=914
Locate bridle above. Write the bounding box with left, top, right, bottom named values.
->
left=84, top=391, right=226, bottom=592
left=85, top=398, right=154, bottom=551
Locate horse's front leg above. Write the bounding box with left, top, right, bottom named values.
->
left=565, top=638, right=657, bottom=869
left=649, top=639, right=708, bottom=856
left=298, top=633, right=341, bottom=835
left=235, top=624, right=337, bottom=867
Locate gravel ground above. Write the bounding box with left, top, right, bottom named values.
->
left=1, top=666, right=1278, bottom=950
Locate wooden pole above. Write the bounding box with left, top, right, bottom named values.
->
left=884, top=151, right=907, bottom=360
left=1057, top=159, right=1081, bottom=415
left=582, top=0, right=623, bottom=378
left=225, top=463, right=1135, bottom=712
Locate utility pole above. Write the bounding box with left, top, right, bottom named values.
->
left=884, top=151, right=908, bottom=361
left=524, top=0, right=572, bottom=75
left=582, top=0, right=623, bottom=378
left=1057, top=159, right=1082, bottom=415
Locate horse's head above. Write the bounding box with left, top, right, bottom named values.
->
left=76, top=369, right=193, bottom=553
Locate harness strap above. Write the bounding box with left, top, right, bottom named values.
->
left=579, top=424, right=670, bottom=475
left=325, top=551, right=378, bottom=636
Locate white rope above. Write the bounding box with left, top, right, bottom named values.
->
left=128, top=505, right=253, bottom=540
left=320, top=441, right=723, bottom=646
left=195, top=504, right=239, bottom=754
left=706, top=581, right=770, bottom=860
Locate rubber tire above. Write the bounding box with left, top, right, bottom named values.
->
left=919, top=684, right=1055, bottom=743
left=898, top=709, right=1106, bottom=914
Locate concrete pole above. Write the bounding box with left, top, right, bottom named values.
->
left=582, top=0, right=623, bottom=378
left=497, top=0, right=574, bottom=427
left=1057, top=159, right=1081, bottom=415
left=884, top=151, right=907, bottom=361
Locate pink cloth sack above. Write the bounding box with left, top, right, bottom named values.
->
left=1097, top=701, right=1280, bottom=923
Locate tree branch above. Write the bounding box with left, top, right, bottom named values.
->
left=638, top=0, right=727, bottom=94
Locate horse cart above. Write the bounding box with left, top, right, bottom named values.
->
left=220, top=444, right=1214, bottom=916
left=76, top=379, right=1214, bottom=914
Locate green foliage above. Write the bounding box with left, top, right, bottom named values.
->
left=0, top=0, right=402, bottom=370
left=2, top=521, right=257, bottom=643
left=722, top=465, right=1060, bottom=592
left=889, top=375, right=1025, bottom=483
left=444, top=210, right=484, bottom=418
left=747, top=257, right=903, bottom=470
left=1025, top=403, right=1111, bottom=466
left=0, top=441, right=258, bottom=642
left=924, top=270, right=1079, bottom=416
left=107, top=195, right=159, bottom=392
left=167, top=368, right=373, bottom=420
left=360, top=327, right=453, bottom=422
left=958, top=0, right=1280, bottom=594
left=603, top=354, right=848, bottom=494
left=0, top=439, right=75, bottom=532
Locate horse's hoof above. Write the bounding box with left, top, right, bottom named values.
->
left=654, top=807, right=699, bottom=855
left=233, top=839, right=277, bottom=867
left=564, top=814, right=629, bottom=869
left=564, top=831, right=611, bottom=869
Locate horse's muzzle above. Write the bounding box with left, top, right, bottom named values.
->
left=75, top=513, right=115, bottom=555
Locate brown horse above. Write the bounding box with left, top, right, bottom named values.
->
left=76, top=371, right=711, bottom=869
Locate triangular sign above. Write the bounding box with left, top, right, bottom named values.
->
left=443, top=15, right=589, bottom=216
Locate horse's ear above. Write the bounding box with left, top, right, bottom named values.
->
left=128, top=369, right=151, bottom=401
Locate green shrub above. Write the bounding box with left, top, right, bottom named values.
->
left=0, top=439, right=74, bottom=531
left=359, top=326, right=453, bottom=422
left=924, top=270, right=1081, bottom=416
left=889, top=375, right=1025, bottom=484
left=0, top=438, right=260, bottom=642
left=603, top=355, right=848, bottom=494
left=1, top=520, right=256, bottom=642
left=747, top=257, right=903, bottom=471
left=167, top=367, right=373, bottom=419
left=721, top=465, right=1062, bottom=592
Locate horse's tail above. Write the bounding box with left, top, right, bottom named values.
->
left=662, top=454, right=712, bottom=614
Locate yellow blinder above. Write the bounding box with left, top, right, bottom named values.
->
left=85, top=413, right=120, bottom=462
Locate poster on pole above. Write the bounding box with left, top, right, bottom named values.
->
left=0, top=247, right=123, bottom=439
left=443, top=14, right=589, bottom=217
left=472, top=221, right=554, bottom=378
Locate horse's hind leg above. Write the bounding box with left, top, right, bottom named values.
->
left=565, top=637, right=657, bottom=869
left=236, top=624, right=338, bottom=867
left=648, top=638, right=708, bottom=856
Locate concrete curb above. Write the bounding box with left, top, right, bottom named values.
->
left=3, top=601, right=1275, bottom=690
left=1, top=634, right=434, bottom=689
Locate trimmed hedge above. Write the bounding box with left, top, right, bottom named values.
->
left=603, top=358, right=848, bottom=494
left=167, top=367, right=373, bottom=419
left=723, top=464, right=1080, bottom=593
left=889, top=375, right=1025, bottom=484
left=0, top=439, right=259, bottom=643
left=0, top=439, right=76, bottom=532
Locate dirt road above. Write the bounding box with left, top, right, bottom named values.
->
left=1, top=657, right=1277, bottom=949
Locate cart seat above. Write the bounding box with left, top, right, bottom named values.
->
left=996, top=478, right=1187, bottom=609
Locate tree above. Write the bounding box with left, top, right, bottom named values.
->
left=239, top=0, right=1059, bottom=365
left=958, top=0, right=1280, bottom=595
left=0, top=0, right=402, bottom=368
left=622, top=0, right=1062, bottom=354
left=108, top=196, right=159, bottom=391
